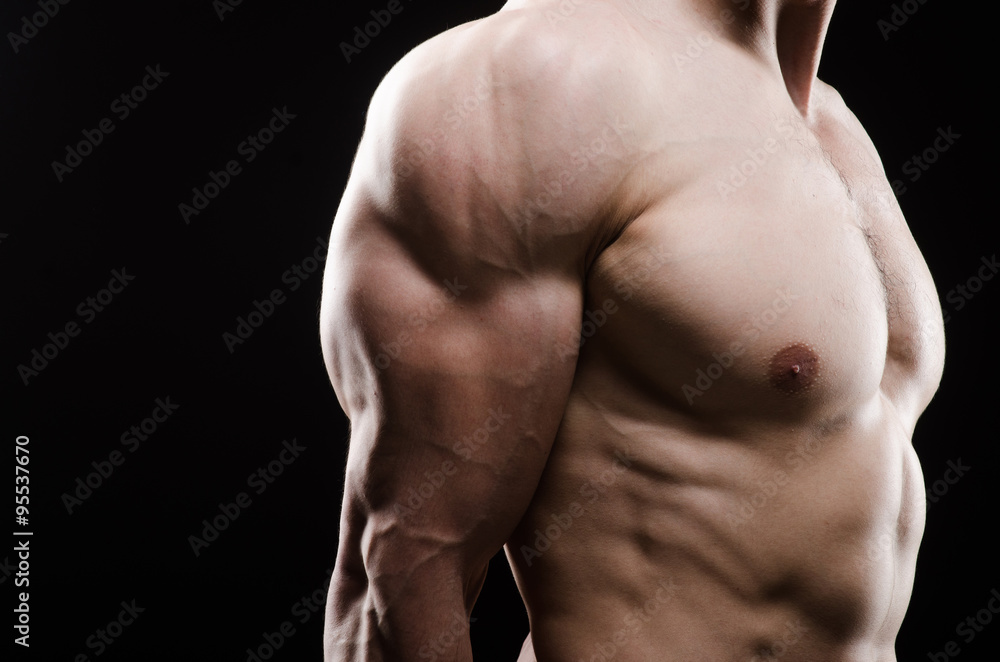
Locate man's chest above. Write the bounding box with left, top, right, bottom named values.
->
left=581, top=111, right=943, bottom=418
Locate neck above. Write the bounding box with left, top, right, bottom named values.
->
left=613, top=0, right=837, bottom=115
left=770, top=0, right=836, bottom=113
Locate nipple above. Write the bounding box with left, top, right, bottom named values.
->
left=768, top=343, right=820, bottom=394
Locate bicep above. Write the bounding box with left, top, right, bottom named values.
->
left=320, top=200, right=584, bottom=573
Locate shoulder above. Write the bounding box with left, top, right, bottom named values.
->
left=348, top=5, right=646, bottom=255
left=363, top=3, right=641, bottom=164
left=811, top=78, right=887, bottom=168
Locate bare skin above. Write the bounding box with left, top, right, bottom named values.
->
left=319, top=1, right=946, bottom=660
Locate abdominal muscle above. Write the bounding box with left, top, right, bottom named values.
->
left=506, top=360, right=925, bottom=662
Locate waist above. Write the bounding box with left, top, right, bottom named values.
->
left=507, top=390, right=924, bottom=658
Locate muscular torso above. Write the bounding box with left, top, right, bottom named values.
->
left=325, top=1, right=946, bottom=660
left=485, top=3, right=945, bottom=661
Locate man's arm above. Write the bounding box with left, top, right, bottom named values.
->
left=318, top=43, right=592, bottom=661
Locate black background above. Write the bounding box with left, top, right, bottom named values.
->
left=2, top=1, right=996, bottom=660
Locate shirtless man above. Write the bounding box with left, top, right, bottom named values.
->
left=319, top=0, right=945, bottom=659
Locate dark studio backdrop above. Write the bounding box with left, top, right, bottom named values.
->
left=2, top=0, right=995, bottom=660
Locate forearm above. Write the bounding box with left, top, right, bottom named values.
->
left=326, top=570, right=477, bottom=662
